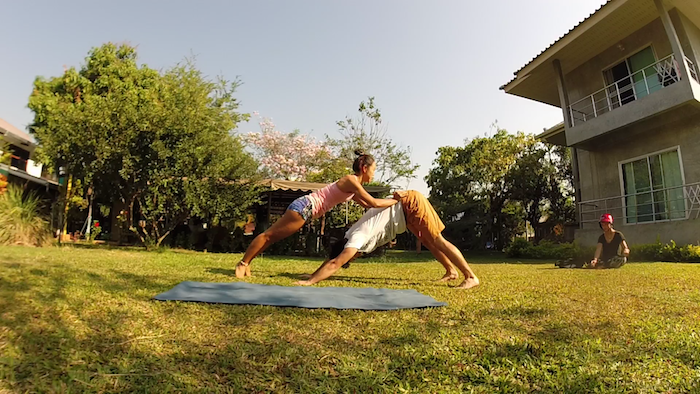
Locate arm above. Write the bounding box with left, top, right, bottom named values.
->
left=620, top=240, right=630, bottom=257
left=591, top=243, right=603, bottom=267
left=295, top=247, right=360, bottom=286
left=340, top=176, right=397, bottom=209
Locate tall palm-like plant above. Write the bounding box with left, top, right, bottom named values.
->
left=0, top=185, right=50, bottom=246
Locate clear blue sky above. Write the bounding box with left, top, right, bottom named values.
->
left=1, top=0, right=607, bottom=194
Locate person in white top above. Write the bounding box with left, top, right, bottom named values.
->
left=295, top=190, right=479, bottom=289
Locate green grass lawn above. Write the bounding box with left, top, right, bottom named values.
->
left=1, top=246, right=699, bottom=393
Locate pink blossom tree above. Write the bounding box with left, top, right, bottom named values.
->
left=245, top=114, right=333, bottom=181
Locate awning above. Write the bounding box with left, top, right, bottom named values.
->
left=0, top=163, right=59, bottom=189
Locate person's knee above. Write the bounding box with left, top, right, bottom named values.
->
left=433, top=235, right=450, bottom=249
left=259, top=230, right=280, bottom=244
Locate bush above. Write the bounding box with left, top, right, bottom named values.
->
left=0, top=185, right=51, bottom=246
left=505, top=238, right=594, bottom=260
left=680, top=244, right=700, bottom=263
left=629, top=242, right=662, bottom=261
left=630, top=240, right=700, bottom=262
left=504, top=238, right=531, bottom=258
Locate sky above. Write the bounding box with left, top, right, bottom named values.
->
left=0, top=0, right=608, bottom=194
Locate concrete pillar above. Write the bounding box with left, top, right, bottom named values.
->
left=553, top=59, right=572, bottom=128
left=570, top=147, right=583, bottom=228
left=654, top=0, right=690, bottom=80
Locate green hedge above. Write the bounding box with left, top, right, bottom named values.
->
left=505, top=238, right=700, bottom=262
left=504, top=239, right=594, bottom=260
left=630, top=240, right=700, bottom=262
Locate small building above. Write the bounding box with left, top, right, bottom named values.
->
left=0, top=118, right=59, bottom=195
left=501, top=0, right=700, bottom=246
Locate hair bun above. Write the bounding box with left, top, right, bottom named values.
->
left=354, top=149, right=365, bottom=156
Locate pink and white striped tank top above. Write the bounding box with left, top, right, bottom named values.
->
left=307, top=182, right=355, bottom=219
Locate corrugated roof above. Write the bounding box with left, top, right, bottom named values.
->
left=260, top=179, right=391, bottom=194
left=501, top=0, right=613, bottom=90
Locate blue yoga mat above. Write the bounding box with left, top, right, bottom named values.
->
left=154, top=281, right=447, bottom=310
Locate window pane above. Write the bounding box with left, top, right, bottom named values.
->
left=629, top=47, right=656, bottom=99
left=622, top=150, right=685, bottom=223
left=634, top=159, right=653, bottom=222
left=660, top=150, right=685, bottom=219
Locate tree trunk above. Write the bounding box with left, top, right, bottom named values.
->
left=85, top=186, right=94, bottom=238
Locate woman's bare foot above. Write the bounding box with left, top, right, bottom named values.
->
left=437, top=272, right=459, bottom=282
left=454, top=277, right=480, bottom=289
left=294, top=280, right=313, bottom=286
left=235, top=262, right=252, bottom=279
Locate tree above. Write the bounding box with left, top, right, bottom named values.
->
left=329, top=97, right=419, bottom=187
left=427, top=127, right=576, bottom=248
left=427, top=128, right=546, bottom=249
left=505, top=142, right=549, bottom=236
left=245, top=115, right=332, bottom=181
left=28, top=43, right=259, bottom=247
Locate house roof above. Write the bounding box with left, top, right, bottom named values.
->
left=506, top=1, right=613, bottom=82
left=260, top=179, right=391, bottom=195
left=500, top=0, right=700, bottom=106
left=0, top=118, right=33, bottom=144
left=535, top=122, right=567, bottom=146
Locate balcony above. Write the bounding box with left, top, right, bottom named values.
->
left=578, top=181, right=700, bottom=228
left=568, top=55, right=699, bottom=127
left=10, top=154, right=28, bottom=172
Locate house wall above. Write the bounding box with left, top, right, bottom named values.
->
left=564, top=10, right=698, bottom=104
left=575, top=217, right=700, bottom=247
left=575, top=111, right=700, bottom=246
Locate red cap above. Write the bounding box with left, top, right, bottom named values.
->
left=599, top=213, right=613, bottom=224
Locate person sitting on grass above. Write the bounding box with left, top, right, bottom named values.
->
left=590, top=213, right=630, bottom=269
left=294, top=190, right=480, bottom=289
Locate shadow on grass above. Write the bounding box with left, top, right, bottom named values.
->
left=206, top=267, right=238, bottom=277
left=2, top=256, right=699, bottom=392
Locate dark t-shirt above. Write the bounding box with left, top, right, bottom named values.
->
left=598, top=231, right=625, bottom=261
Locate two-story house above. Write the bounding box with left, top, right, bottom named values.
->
left=0, top=117, right=59, bottom=192
left=501, top=0, right=700, bottom=246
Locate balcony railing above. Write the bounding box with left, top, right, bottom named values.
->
left=686, top=55, right=699, bottom=83
left=568, top=54, right=700, bottom=127
left=578, top=181, right=700, bottom=227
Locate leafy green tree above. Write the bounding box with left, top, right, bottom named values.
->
left=28, top=43, right=259, bottom=247
left=427, top=127, right=574, bottom=248
left=328, top=97, right=419, bottom=187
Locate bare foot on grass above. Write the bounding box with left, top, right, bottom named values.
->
left=235, top=263, right=252, bottom=279
left=454, top=277, right=480, bottom=290
left=294, top=280, right=313, bottom=286
left=437, top=272, right=459, bottom=282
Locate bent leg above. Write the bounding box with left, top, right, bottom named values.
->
left=236, top=210, right=306, bottom=278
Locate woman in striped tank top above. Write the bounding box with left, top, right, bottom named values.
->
left=236, top=150, right=398, bottom=278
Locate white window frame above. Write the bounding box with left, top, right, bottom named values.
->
left=617, top=145, right=687, bottom=225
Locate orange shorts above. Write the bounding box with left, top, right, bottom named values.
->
left=394, top=190, right=445, bottom=242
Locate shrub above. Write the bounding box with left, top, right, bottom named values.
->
left=0, top=185, right=51, bottom=246
left=680, top=244, right=700, bottom=263
left=504, top=238, right=531, bottom=258
left=505, top=239, right=592, bottom=260
left=629, top=242, right=662, bottom=262
left=626, top=240, right=700, bottom=263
